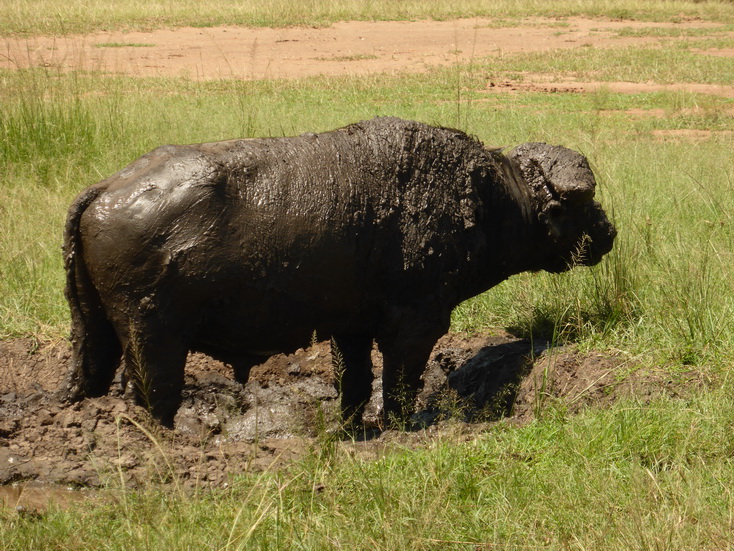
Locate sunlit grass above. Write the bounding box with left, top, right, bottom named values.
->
left=473, top=43, right=734, bottom=85
left=93, top=42, right=156, bottom=48
left=3, top=388, right=734, bottom=549
left=1, top=49, right=733, bottom=367
left=610, top=22, right=734, bottom=37
left=1, top=0, right=734, bottom=36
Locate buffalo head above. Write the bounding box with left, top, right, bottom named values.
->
left=507, top=142, right=616, bottom=273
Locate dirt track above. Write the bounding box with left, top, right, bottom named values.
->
left=2, top=17, right=733, bottom=97
left=0, top=17, right=721, bottom=510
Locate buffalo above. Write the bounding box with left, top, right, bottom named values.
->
left=62, top=117, right=616, bottom=427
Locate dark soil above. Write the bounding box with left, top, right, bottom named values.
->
left=0, top=330, right=689, bottom=513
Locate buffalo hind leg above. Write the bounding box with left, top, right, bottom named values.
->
left=63, top=316, right=122, bottom=402
left=377, top=335, right=438, bottom=428
left=331, top=334, right=374, bottom=427
left=123, top=326, right=187, bottom=427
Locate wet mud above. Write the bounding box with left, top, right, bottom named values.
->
left=0, top=330, right=686, bottom=511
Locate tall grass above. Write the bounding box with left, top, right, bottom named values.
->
left=477, top=43, right=734, bottom=85
left=454, top=137, right=734, bottom=367
left=0, top=69, right=128, bottom=336
left=2, top=44, right=733, bottom=369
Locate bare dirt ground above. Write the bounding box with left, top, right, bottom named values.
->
left=2, top=16, right=733, bottom=96
left=0, top=17, right=724, bottom=510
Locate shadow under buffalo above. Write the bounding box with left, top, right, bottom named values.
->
left=408, top=338, right=550, bottom=431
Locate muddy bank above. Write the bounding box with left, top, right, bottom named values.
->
left=0, top=331, right=684, bottom=500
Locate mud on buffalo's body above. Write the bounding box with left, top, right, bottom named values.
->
left=63, top=117, right=616, bottom=426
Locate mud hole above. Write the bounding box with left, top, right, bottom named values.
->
left=0, top=332, right=691, bottom=511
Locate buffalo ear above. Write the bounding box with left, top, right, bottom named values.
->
left=538, top=200, right=565, bottom=240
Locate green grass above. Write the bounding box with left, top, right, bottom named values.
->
left=3, top=389, right=734, bottom=549
left=610, top=23, right=734, bottom=37
left=473, top=43, right=734, bottom=85
left=316, top=54, right=380, bottom=62
left=1, top=35, right=733, bottom=363
left=2, top=0, right=734, bottom=36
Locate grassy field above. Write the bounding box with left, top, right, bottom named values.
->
left=2, top=51, right=732, bottom=364
left=4, top=392, right=734, bottom=549
left=3, top=0, right=734, bottom=36
left=1, top=1, right=734, bottom=548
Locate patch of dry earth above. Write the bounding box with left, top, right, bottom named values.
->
left=2, top=17, right=731, bottom=95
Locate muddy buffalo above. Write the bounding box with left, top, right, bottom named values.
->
left=63, top=117, right=616, bottom=426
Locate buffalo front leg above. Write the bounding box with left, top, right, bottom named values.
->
left=377, top=334, right=438, bottom=427
left=331, top=334, right=374, bottom=426
left=123, top=323, right=187, bottom=427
